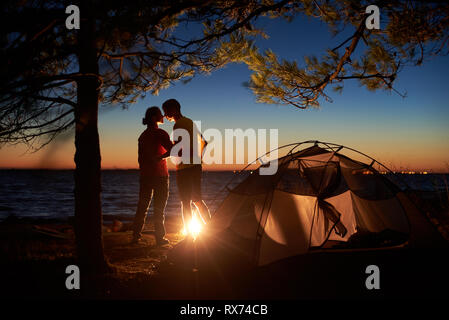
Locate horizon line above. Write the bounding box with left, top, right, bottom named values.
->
left=0, top=167, right=448, bottom=174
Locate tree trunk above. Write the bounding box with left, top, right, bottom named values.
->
left=74, top=0, right=108, bottom=274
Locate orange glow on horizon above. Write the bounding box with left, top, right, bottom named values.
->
left=0, top=139, right=448, bottom=172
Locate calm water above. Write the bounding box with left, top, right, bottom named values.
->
left=0, top=170, right=447, bottom=221
left=0, top=170, right=247, bottom=221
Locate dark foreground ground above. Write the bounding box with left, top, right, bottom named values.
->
left=1, top=191, right=448, bottom=300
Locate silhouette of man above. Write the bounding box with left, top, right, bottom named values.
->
left=162, top=99, right=211, bottom=235
left=132, top=106, right=173, bottom=246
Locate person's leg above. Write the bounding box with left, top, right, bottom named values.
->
left=132, top=176, right=153, bottom=241
left=177, top=168, right=193, bottom=232
left=153, top=176, right=169, bottom=243
left=181, top=200, right=192, bottom=228
left=191, top=165, right=211, bottom=223
left=192, top=200, right=210, bottom=224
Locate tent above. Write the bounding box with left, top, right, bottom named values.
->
left=205, top=141, right=447, bottom=266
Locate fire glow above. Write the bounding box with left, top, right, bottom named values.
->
left=181, top=214, right=203, bottom=240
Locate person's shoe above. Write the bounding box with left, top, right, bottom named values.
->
left=156, top=238, right=170, bottom=246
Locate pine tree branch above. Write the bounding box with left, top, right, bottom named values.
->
left=165, top=0, right=293, bottom=50
left=315, top=19, right=366, bottom=93
left=0, top=109, right=74, bottom=137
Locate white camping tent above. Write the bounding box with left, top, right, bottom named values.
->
left=207, top=141, right=447, bottom=266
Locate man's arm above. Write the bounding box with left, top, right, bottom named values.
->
left=200, top=133, right=208, bottom=147
left=191, top=120, right=208, bottom=158
left=170, top=122, right=183, bottom=158
left=199, top=132, right=208, bottom=158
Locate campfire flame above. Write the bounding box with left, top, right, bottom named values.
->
left=181, top=213, right=203, bottom=240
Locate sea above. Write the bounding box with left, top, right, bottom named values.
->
left=0, top=169, right=447, bottom=221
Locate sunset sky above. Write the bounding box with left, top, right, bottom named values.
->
left=1, top=16, right=448, bottom=172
